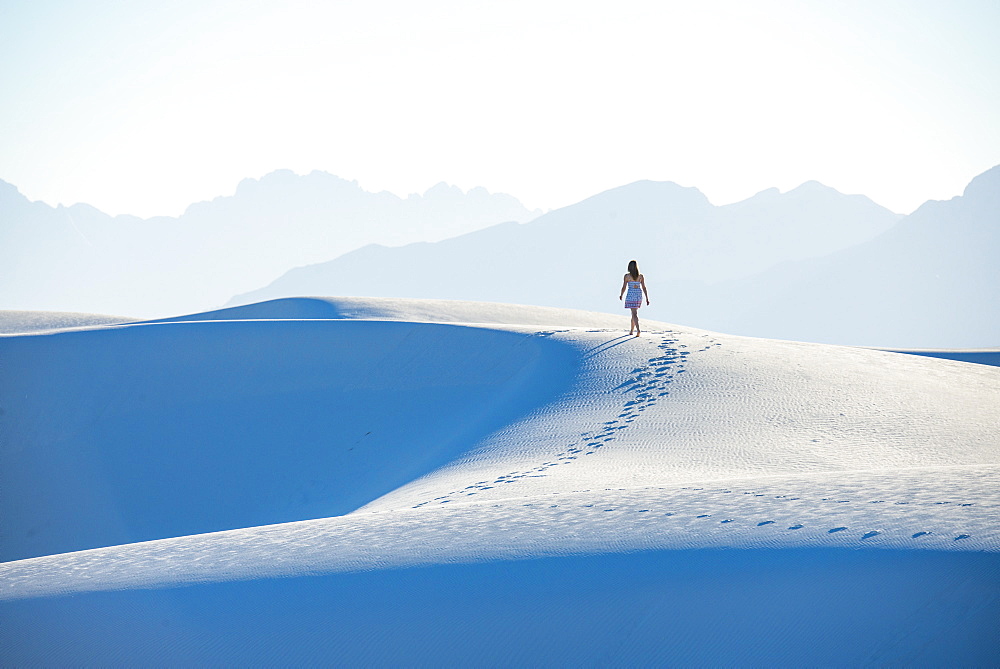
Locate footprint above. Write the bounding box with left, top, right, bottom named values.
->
left=720, top=519, right=734, bottom=524
left=862, top=531, right=880, bottom=540
left=828, top=527, right=847, bottom=533
left=788, top=524, right=804, bottom=530
left=954, top=534, right=971, bottom=541
left=757, top=520, right=775, bottom=526
left=696, top=514, right=711, bottom=519
left=912, top=531, right=931, bottom=538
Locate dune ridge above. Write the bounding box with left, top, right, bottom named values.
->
left=140, top=295, right=666, bottom=329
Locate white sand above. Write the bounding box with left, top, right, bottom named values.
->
left=1, top=298, right=997, bottom=665
left=0, top=309, right=135, bottom=334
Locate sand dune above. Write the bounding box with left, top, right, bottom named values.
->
left=0, top=317, right=581, bottom=562
left=2, top=298, right=998, bottom=665
left=142, top=295, right=658, bottom=328
left=0, top=309, right=134, bottom=334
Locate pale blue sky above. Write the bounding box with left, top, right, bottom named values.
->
left=1, top=0, right=998, bottom=217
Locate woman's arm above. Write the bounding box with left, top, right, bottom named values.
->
left=640, top=275, right=650, bottom=305
left=619, top=274, right=629, bottom=300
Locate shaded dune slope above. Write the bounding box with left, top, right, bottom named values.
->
left=881, top=347, right=1000, bottom=367
left=4, top=549, right=997, bottom=667
left=0, top=318, right=579, bottom=562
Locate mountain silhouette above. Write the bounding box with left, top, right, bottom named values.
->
left=686, top=165, right=1000, bottom=347
left=9, top=165, right=996, bottom=348
left=230, top=176, right=907, bottom=341
left=0, top=170, right=540, bottom=316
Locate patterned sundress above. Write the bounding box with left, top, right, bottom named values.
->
left=624, top=280, right=643, bottom=308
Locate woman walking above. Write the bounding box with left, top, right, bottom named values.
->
left=619, top=260, right=650, bottom=337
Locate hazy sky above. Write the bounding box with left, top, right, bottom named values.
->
left=2, top=0, right=998, bottom=218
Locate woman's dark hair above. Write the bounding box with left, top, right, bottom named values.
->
left=628, top=260, right=639, bottom=280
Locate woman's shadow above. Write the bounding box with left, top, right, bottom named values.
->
left=583, top=334, right=636, bottom=359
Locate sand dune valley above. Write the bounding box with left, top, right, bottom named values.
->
left=1, top=296, right=997, bottom=665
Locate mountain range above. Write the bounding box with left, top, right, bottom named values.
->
left=230, top=166, right=999, bottom=348
left=686, top=166, right=1000, bottom=347
left=1, top=170, right=540, bottom=317
left=6, top=166, right=997, bottom=347
left=231, top=179, right=900, bottom=307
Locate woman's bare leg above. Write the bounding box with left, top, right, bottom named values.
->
left=630, top=308, right=640, bottom=336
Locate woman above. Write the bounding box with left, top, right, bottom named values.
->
left=619, top=260, right=650, bottom=337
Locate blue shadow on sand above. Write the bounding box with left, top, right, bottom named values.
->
left=2, top=547, right=997, bottom=666
left=0, top=320, right=580, bottom=562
